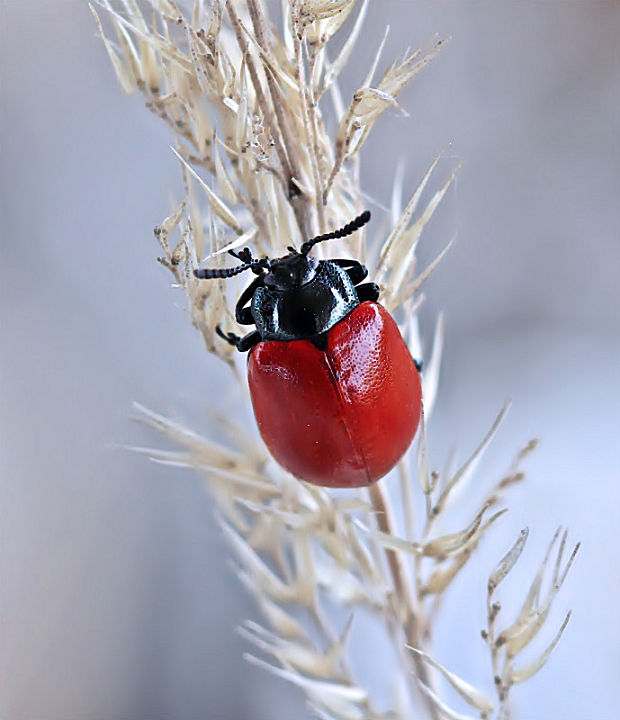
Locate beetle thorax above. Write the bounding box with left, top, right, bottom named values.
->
left=252, top=260, right=360, bottom=342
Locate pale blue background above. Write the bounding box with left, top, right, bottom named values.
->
left=1, top=1, right=619, bottom=718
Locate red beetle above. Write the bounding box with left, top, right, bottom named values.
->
left=195, top=212, right=422, bottom=487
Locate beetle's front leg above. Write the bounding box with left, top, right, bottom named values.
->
left=331, top=258, right=368, bottom=286
left=235, top=274, right=265, bottom=325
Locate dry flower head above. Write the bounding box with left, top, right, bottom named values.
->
left=92, top=1, right=578, bottom=718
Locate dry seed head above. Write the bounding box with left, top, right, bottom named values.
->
left=94, top=2, right=577, bottom=718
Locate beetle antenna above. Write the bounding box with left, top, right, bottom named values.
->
left=300, top=210, right=371, bottom=256
left=194, top=263, right=254, bottom=279
left=194, top=255, right=271, bottom=280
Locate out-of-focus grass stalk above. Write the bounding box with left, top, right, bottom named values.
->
left=92, top=2, right=578, bottom=718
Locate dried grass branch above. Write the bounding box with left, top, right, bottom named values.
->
left=93, top=2, right=577, bottom=718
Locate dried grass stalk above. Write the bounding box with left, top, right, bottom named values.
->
left=93, top=2, right=577, bottom=718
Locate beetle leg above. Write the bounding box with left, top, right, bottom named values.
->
left=331, top=258, right=368, bottom=285
left=236, top=330, right=262, bottom=352
left=414, top=358, right=423, bottom=373
left=310, top=333, right=329, bottom=352
left=234, top=274, right=264, bottom=325
left=330, top=258, right=359, bottom=268
left=355, top=282, right=380, bottom=302
left=216, top=325, right=262, bottom=353
left=236, top=307, right=254, bottom=325
left=216, top=325, right=242, bottom=347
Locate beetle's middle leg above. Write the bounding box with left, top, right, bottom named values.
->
left=355, top=282, right=380, bottom=302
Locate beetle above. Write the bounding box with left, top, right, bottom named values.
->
left=194, top=211, right=422, bottom=488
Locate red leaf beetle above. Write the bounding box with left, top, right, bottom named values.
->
left=194, top=211, right=422, bottom=488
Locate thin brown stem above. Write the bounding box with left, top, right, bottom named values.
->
left=368, top=483, right=440, bottom=720
left=487, top=588, right=513, bottom=718
left=369, top=483, right=407, bottom=605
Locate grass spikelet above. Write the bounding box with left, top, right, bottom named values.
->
left=93, top=2, right=577, bottom=717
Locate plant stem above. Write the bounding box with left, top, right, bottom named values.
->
left=368, top=483, right=440, bottom=720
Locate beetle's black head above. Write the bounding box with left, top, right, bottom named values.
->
left=263, top=253, right=319, bottom=292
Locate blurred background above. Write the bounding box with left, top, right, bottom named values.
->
left=1, top=1, right=619, bottom=718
